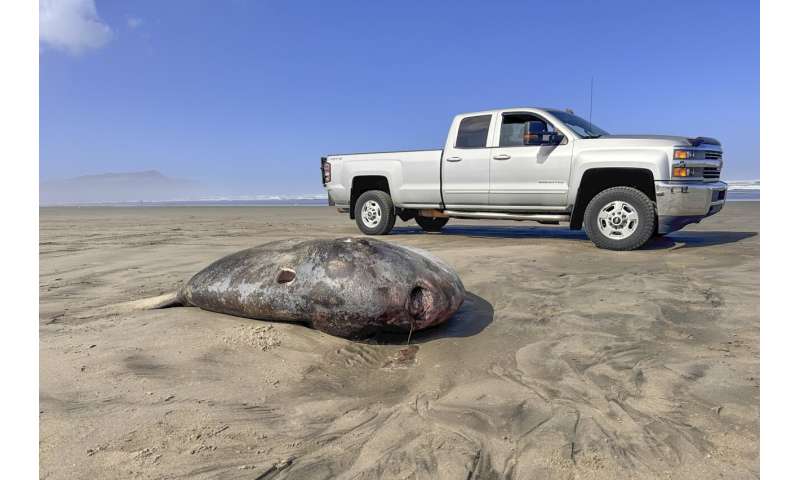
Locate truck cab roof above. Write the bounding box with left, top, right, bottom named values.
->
left=456, top=107, right=567, bottom=117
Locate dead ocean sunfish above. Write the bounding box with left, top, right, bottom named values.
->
left=168, top=237, right=465, bottom=339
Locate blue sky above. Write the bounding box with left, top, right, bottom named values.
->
left=40, top=0, right=759, bottom=194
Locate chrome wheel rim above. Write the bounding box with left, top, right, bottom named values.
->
left=597, top=201, right=639, bottom=240
left=361, top=200, right=382, bottom=228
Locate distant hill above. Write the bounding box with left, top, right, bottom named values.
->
left=40, top=170, right=205, bottom=205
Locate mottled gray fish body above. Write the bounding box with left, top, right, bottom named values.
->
left=178, top=238, right=465, bottom=339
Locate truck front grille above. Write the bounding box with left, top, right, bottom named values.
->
left=703, top=167, right=721, bottom=179
left=703, top=151, right=722, bottom=160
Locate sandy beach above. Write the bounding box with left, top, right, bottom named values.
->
left=39, top=202, right=759, bottom=479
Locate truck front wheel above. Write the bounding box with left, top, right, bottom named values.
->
left=583, top=186, right=656, bottom=251
left=415, top=216, right=449, bottom=232
left=354, top=190, right=396, bottom=235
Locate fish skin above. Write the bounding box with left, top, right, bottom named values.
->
left=178, top=237, right=465, bottom=339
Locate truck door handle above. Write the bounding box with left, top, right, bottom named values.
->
left=492, top=154, right=511, bottom=160
left=445, top=157, right=462, bottom=162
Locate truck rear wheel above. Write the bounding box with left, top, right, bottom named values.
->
left=354, top=190, right=396, bottom=235
left=415, top=216, right=449, bottom=232
left=583, top=186, right=655, bottom=251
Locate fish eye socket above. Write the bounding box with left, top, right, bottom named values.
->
left=276, top=267, right=296, bottom=284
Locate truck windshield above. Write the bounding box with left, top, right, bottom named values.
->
left=547, top=110, right=609, bottom=138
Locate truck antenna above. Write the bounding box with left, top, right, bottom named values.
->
left=589, top=76, right=594, bottom=125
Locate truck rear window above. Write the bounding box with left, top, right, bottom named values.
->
left=455, top=115, right=491, bottom=149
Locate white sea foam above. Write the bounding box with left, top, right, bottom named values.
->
left=194, top=194, right=328, bottom=201
left=725, top=180, right=760, bottom=191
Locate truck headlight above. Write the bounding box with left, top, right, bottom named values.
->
left=673, top=149, right=695, bottom=160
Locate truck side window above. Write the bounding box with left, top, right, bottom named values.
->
left=500, top=114, right=552, bottom=147
left=455, top=115, right=492, bottom=149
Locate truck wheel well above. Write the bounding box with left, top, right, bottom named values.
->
left=570, top=168, right=656, bottom=229
left=350, top=176, right=390, bottom=219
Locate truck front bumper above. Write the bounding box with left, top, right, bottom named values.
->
left=654, top=181, right=727, bottom=234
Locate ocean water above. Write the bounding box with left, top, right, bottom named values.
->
left=131, top=187, right=761, bottom=206
left=42, top=186, right=760, bottom=207
left=727, top=189, right=760, bottom=201
left=41, top=198, right=330, bottom=207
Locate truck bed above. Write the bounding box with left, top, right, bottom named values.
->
left=325, top=149, right=443, bottom=208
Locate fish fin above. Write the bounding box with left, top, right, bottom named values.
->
left=118, top=292, right=183, bottom=310
left=93, top=293, right=183, bottom=317
left=149, top=292, right=183, bottom=309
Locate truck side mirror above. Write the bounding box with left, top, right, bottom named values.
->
left=523, top=121, right=564, bottom=146
left=543, top=132, right=565, bottom=146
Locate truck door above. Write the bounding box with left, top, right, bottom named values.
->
left=441, top=114, right=493, bottom=207
left=489, top=113, right=573, bottom=208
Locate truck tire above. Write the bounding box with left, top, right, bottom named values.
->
left=354, top=190, right=396, bottom=235
left=415, top=216, right=449, bottom=232
left=583, top=186, right=656, bottom=251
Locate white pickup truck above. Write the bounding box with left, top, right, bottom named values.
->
left=321, top=107, right=727, bottom=250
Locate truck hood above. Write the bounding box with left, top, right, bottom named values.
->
left=593, top=135, right=721, bottom=147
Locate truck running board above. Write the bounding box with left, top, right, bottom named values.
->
left=420, top=209, right=570, bottom=224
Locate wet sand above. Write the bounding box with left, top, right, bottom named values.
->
left=39, top=203, right=759, bottom=479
